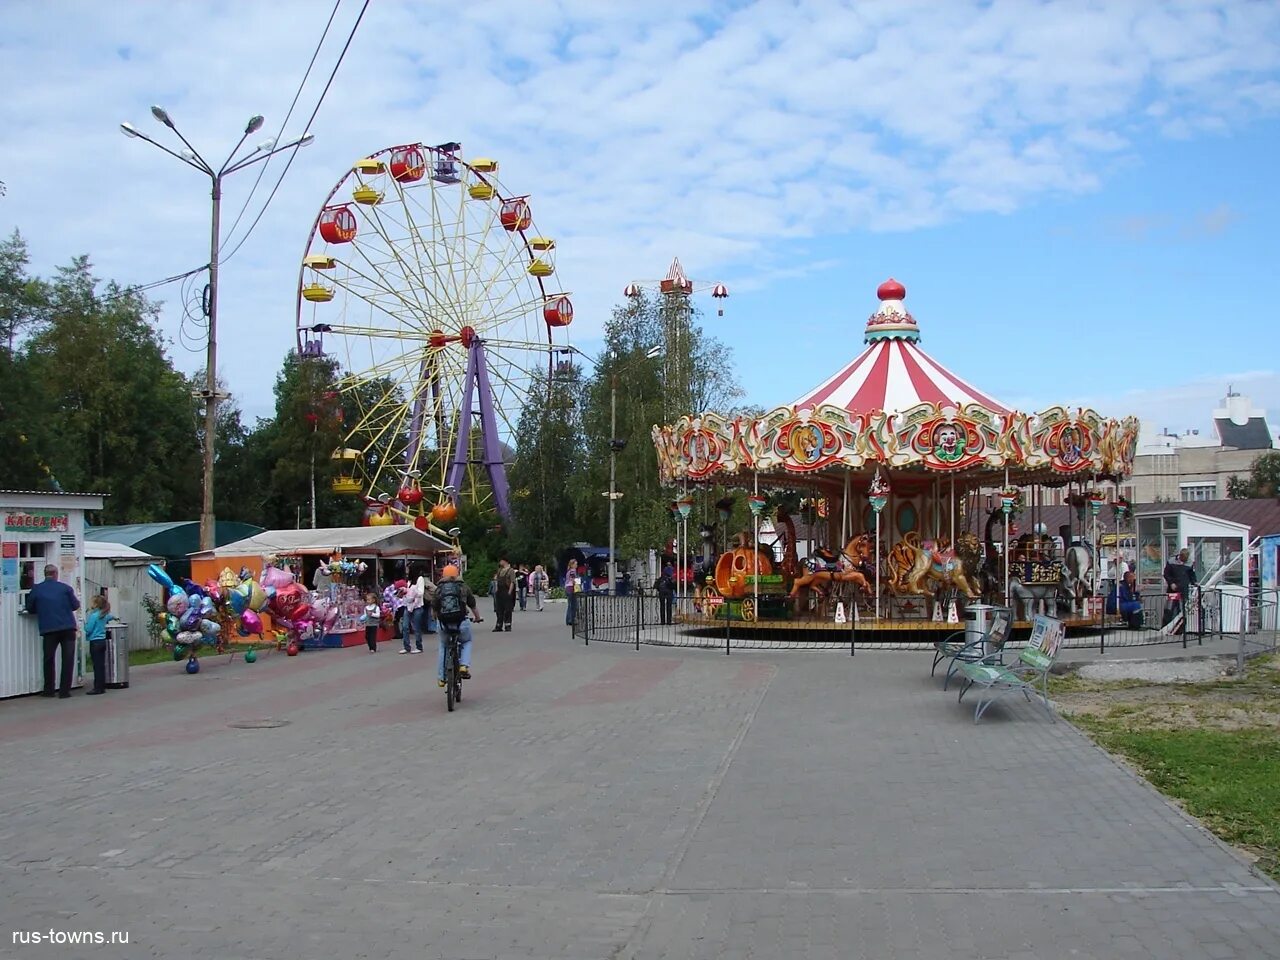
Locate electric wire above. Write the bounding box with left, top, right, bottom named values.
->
left=218, top=0, right=344, bottom=254
left=219, top=0, right=371, bottom=264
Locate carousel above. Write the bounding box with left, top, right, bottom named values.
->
left=651, top=278, right=1140, bottom=632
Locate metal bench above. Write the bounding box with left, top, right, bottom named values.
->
left=931, top=606, right=1012, bottom=691
left=955, top=614, right=1065, bottom=723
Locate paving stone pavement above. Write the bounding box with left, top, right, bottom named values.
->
left=1, top=614, right=1277, bottom=959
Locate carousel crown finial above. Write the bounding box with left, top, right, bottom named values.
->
left=865, top=277, right=920, bottom=344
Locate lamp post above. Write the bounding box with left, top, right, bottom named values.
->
left=121, top=107, right=315, bottom=550
left=563, top=343, right=662, bottom=594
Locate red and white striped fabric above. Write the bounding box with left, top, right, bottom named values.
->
left=792, top=279, right=1008, bottom=416
left=793, top=338, right=1008, bottom=414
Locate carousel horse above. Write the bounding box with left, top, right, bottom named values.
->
left=887, top=532, right=980, bottom=598
left=1062, top=543, right=1093, bottom=615
left=774, top=507, right=802, bottom=586
left=788, top=532, right=875, bottom=612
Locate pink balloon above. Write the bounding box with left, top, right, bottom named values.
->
left=260, top=567, right=295, bottom=590
left=323, top=607, right=339, bottom=629
left=240, top=610, right=263, bottom=634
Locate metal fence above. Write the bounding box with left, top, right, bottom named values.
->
left=569, top=586, right=1280, bottom=657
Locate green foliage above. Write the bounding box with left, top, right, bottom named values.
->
left=2, top=254, right=202, bottom=521
left=1229, top=452, right=1280, bottom=499
left=464, top=556, right=496, bottom=598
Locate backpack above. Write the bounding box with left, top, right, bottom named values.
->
left=436, top=579, right=466, bottom=625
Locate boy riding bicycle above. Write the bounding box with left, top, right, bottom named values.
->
left=432, top=565, right=482, bottom=687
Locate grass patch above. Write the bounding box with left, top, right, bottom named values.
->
left=1078, top=720, right=1280, bottom=879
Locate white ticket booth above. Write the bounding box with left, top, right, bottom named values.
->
left=0, top=491, right=105, bottom=698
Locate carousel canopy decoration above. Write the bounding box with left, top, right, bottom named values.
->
left=652, top=279, right=1139, bottom=487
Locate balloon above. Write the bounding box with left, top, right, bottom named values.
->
left=147, top=564, right=175, bottom=590
left=240, top=610, right=263, bottom=635
left=358, top=614, right=368, bottom=625
left=166, top=593, right=189, bottom=616
left=244, top=648, right=257, bottom=664
left=270, top=583, right=307, bottom=618
left=177, top=630, right=203, bottom=645
left=323, top=607, right=339, bottom=629
left=165, top=615, right=179, bottom=636
left=185, top=657, right=200, bottom=674
left=199, top=597, right=215, bottom=615
left=286, top=642, right=299, bottom=657
left=247, top=582, right=268, bottom=612
left=180, top=608, right=201, bottom=630
left=260, top=566, right=295, bottom=590
left=199, top=619, right=221, bottom=636
left=172, top=644, right=187, bottom=661
left=236, top=624, right=251, bottom=638
left=229, top=588, right=248, bottom=615
left=204, top=579, right=222, bottom=598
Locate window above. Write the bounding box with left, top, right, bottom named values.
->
left=1179, top=483, right=1216, bottom=502
left=18, top=542, right=47, bottom=600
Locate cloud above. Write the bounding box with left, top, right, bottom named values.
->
left=0, top=0, right=1277, bottom=422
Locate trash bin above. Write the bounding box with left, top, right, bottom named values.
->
left=103, top=622, right=130, bottom=689
left=964, top=603, right=994, bottom=648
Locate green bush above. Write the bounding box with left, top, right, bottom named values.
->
left=464, top=557, right=497, bottom=598
left=547, top=586, right=565, bottom=600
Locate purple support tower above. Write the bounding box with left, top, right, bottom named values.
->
left=445, top=339, right=512, bottom=519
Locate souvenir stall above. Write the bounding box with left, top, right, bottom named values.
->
left=190, top=525, right=453, bottom=648
left=0, top=490, right=105, bottom=698
left=651, top=279, right=1141, bottom=632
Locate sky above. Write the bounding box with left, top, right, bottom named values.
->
left=2, top=0, right=1279, bottom=442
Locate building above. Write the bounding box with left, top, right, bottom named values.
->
left=1129, top=390, right=1276, bottom=503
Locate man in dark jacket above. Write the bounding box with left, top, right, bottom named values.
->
left=24, top=565, right=81, bottom=698
left=493, top=557, right=517, bottom=632
left=1163, top=548, right=1198, bottom=630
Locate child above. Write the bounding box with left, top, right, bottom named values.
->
left=84, top=595, right=117, bottom=695
left=362, top=592, right=381, bottom=653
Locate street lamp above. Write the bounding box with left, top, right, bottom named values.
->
left=121, top=106, right=315, bottom=550
left=559, top=343, right=662, bottom=593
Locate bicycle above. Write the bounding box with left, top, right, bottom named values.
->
left=442, top=615, right=480, bottom=712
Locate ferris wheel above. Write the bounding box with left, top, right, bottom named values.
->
left=295, top=141, right=573, bottom=523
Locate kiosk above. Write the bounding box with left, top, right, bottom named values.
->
left=0, top=490, right=105, bottom=698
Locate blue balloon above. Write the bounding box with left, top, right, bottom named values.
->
left=228, top=590, right=248, bottom=614
left=147, top=564, right=174, bottom=590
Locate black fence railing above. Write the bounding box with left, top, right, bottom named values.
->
left=569, top=586, right=1280, bottom=655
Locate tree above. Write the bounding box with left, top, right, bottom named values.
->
left=10, top=256, right=202, bottom=522
left=507, top=360, right=586, bottom=564
left=573, top=292, right=744, bottom=565
left=1228, top=452, right=1280, bottom=499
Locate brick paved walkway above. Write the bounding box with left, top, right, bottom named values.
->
left=1, top=614, right=1277, bottom=959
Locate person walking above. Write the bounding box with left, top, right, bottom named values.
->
left=494, top=557, right=517, bottom=631
left=564, top=565, right=576, bottom=627
left=656, top=563, right=675, bottom=625
left=415, top=565, right=437, bottom=637
left=516, top=564, right=529, bottom=612
left=362, top=592, right=381, bottom=652
left=1163, top=547, right=1198, bottom=632
left=83, top=594, right=117, bottom=695
left=401, top=576, right=425, bottom=654
left=24, top=564, right=81, bottom=698
left=530, top=564, right=548, bottom=611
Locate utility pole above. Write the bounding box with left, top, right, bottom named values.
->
left=121, top=106, right=315, bottom=550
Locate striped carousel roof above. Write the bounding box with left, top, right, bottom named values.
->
left=792, top=278, right=1009, bottom=416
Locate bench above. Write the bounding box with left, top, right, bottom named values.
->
left=955, top=614, right=1065, bottom=723
left=931, top=606, right=1012, bottom=691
